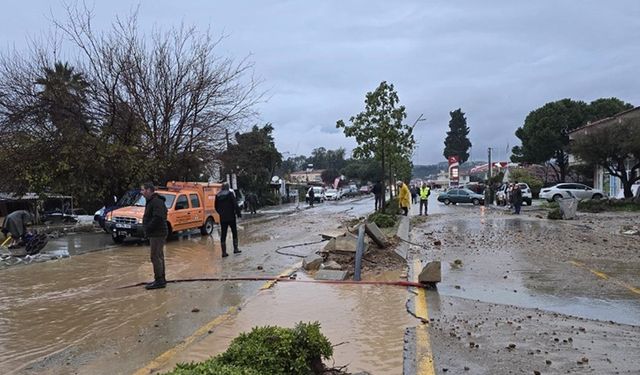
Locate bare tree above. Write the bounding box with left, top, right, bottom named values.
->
left=53, top=3, right=262, bottom=178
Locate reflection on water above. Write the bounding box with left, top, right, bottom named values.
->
left=160, top=282, right=416, bottom=375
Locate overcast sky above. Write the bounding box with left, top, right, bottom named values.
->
left=1, top=1, right=639, bottom=164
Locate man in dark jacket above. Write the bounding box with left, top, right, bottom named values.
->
left=372, top=181, right=383, bottom=211
left=215, top=183, right=242, bottom=257
left=512, top=182, right=523, bottom=215
left=141, top=182, right=168, bottom=290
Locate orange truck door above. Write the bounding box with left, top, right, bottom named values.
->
left=173, top=194, right=191, bottom=231
left=188, top=193, right=204, bottom=229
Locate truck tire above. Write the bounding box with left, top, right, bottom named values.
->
left=112, top=233, right=125, bottom=244
left=200, top=217, right=215, bottom=236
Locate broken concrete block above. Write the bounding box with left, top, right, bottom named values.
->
left=365, top=222, right=389, bottom=248
left=320, top=230, right=347, bottom=240
left=321, top=260, right=342, bottom=270
left=315, top=270, right=349, bottom=281
left=302, top=253, right=324, bottom=271
left=418, top=261, right=441, bottom=284
left=324, top=234, right=367, bottom=254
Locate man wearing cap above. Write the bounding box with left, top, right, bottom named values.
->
left=397, top=180, right=411, bottom=216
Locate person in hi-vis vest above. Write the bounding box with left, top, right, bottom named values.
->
left=419, top=183, right=431, bottom=216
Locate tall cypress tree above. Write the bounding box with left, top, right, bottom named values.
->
left=443, top=108, right=472, bottom=163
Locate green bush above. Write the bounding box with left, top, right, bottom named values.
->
left=165, top=322, right=333, bottom=375
left=383, top=197, right=402, bottom=215
left=547, top=208, right=563, bottom=220
left=368, top=212, right=397, bottom=228
left=578, top=199, right=640, bottom=213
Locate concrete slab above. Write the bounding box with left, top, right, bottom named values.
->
left=324, top=234, right=367, bottom=254
left=365, top=222, right=389, bottom=248
left=321, top=260, right=342, bottom=270
left=314, top=269, right=349, bottom=281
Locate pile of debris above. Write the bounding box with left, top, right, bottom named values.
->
left=302, top=222, right=405, bottom=281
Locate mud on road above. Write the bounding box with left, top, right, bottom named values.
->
left=0, top=197, right=375, bottom=375
left=411, top=206, right=640, bottom=374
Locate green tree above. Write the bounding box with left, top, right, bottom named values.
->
left=337, top=81, right=415, bottom=206
left=220, top=124, right=282, bottom=197
left=508, top=168, right=544, bottom=197
left=512, top=98, right=633, bottom=182
left=341, top=158, right=381, bottom=183
left=443, top=109, right=472, bottom=163
left=571, top=118, right=640, bottom=198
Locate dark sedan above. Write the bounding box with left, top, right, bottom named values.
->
left=437, top=188, right=484, bottom=205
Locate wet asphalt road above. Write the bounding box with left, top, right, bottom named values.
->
left=2, top=194, right=639, bottom=374
left=0, top=196, right=376, bottom=375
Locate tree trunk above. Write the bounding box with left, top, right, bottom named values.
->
left=380, top=145, right=386, bottom=211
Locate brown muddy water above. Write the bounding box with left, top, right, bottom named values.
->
left=0, top=235, right=267, bottom=374
left=158, top=280, right=416, bottom=375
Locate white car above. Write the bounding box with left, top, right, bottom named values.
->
left=324, top=188, right=343, bottom=200
left=496, top=183, right=533, bottom=206
left=540, top=183, right=605, bottom=202
left=305, top=187, right=325, bottom=203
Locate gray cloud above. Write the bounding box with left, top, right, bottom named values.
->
left=1, top=0, right=638, bottom=163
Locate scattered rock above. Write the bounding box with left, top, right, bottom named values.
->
left=191, top=307, right=200, bottom=313
left=546, top=360, right=552, bottom=365
left=257, top=265, right=263, bottom=270
left=433, top=240, right=442, bottom=246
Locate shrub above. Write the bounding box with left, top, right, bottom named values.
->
left=383, top=197, right=402, bottom=215
left=368, top=212, right=397, bottom=228
left=165, top=322, right=333, bottom=375
left=547, top=208, right=563, bottom=220
left=578, top=199, right=640, bottom=213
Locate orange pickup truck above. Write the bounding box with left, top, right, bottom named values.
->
left=105, top=181, right=222, bottom=243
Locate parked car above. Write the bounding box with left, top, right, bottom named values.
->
left=305, top=186, right=325, bottom=203
left=342, top=186, right=359, bottom=198
left=496, top=183, right=533, bottom=206
left=359, top=185, right=372, bottom=194
left=94, top=189, right=142, bottom=231
left=324, top=188, right=343, bottom=200
left=437, top=188, right=484, bottom=205
left=539, top=183, right=605, bottom=202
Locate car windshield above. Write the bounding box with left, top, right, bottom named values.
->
left=133, top=193, right=176, bottom=209
left=326, top=189, right=337, bottom=194
left=117, top=190, right=141, bottom=206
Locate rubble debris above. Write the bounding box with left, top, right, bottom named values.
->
left=364, top=222, right=389, bottom=248
left=418, top=261, right=441, bottom=284
left=324, top=234, right=368, bottom=254
left=302, top=253, right=324, bottom=271
left=321, top=260, right=342, bottom=271
left=314, top=270, right=349, bottom=281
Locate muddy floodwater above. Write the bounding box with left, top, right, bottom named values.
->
left=0, top=197, right=376, bottom=374
left=158, top=280, right=416, bottom=375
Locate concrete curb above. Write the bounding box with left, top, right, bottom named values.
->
left=395, top=216, right=410, bottom=259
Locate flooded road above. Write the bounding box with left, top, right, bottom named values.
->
left=412, top=212, right=640, bottom=326
left=0, top=196, right=375, bottom=375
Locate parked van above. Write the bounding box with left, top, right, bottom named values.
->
left=105, top=181, right=222, bottom=243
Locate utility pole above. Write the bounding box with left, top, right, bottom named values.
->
left=487, top=147, right=493, bottom=180
left=486, top=147, right=493, bottom=206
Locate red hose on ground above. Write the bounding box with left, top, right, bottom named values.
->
left=118, top=277, right=428, bottom=289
